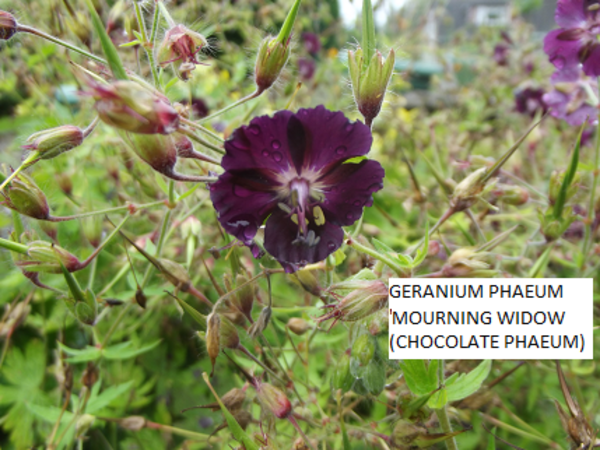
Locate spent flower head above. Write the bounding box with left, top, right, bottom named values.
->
left=0, top=11, right=17, bottom=40
left=209, top=106, right=384, bottom=272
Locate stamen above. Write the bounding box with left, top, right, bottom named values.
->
left=313, top=206, right=325, bottom=226
left=278, top=203, right=292, bottom=214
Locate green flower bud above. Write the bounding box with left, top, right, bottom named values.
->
left=539, top=208, right=576, bottom=242
left=206, top=313, right=221, bottom=376
left=492, top=183, right=529, bottom=206
left=21, top=241, right=81, bottom=274
left=549, top=170, right=580, bottom=206
left=0, top=11, right=17, bottom=40
left=441, top=248, right=496, bottom=278
left=318, top=280, right=387, bottom=325
left=348, top=47, right=395, bottom=127
left=1, top=171, right=50, bottom=220
left=23, top=125, right=84, bottom=160
left=255, top=37, right=290, bottom=93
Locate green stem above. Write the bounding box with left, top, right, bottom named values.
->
left=134, top=1, right=160, bottom=88
left=79, top=214, right=130, bottom=269
left=150, top=2, right=161, bottom=44
left=0, top=152, right=40, bottom=191
left=198, top=91, right=261, bottom=124
left=435, top=360, right=459, bottom=450
left=347, top=237, right=405, bottom=276
left=48, top=200, right=166, bottom=221
left=180, top=117, right=225, bottom=143
left=0, top=238, right=29, bottom=255
left=178, top=127, right=225, bottom=156
left=361, top=0, right=376, bottom=62
left=157, top=1, right=176, bottom=28
left=101, top=302, right=132, bottom=348
left=17, top=25, right=106, bottom=64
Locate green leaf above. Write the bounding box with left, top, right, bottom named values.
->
left=87, top=381, right=135, bottom=413
left=372, top=238, right=395, bottom=255
left=553, top=123, right=583, bottom=220
left=427, top=386, right=448, bottom=409
left=84, top=0, right=127, bottom=79
left=446, top=360, right=492, bottom=402
left=487, top=427, right=497, bottom=450
left=103, top=339, right=161, bottom=360
left=412, top=221, right=429, bottom=268
left=400, top=360, right=438, bottom=396
left=57, top=341, right=102, bottom=363
left=168, top=292, right=207, bottom=330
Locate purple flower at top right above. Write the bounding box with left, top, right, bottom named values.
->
left=544, top=0, right=600, bottom=78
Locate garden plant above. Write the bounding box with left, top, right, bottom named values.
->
left=0, top=0, right=599, bottom=448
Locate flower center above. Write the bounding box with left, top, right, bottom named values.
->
left=276, top=176, right=327, bottom=246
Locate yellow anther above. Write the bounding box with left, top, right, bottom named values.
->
left=313, top=206, right=325, bottom=226
left=291, top=214, right=298, bottom=225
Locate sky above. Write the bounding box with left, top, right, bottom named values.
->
left=339, top=0, right=408, bottom=27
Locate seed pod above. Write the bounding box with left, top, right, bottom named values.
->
left=318, top=280, right=387, bottom=325
left=23, top=125, right=84, bottom=160
left=19, top=241, right=80, bottom=274
left=1, top=172, right=50, bottom=220
left=117, top=416, right=146, bottom=431
left=248, top=306, right=271, bottom=339
left=0, top=11, right=17, bottom=40
left=206, top=313, right=221, bottom=376
left=256, top=382, right=292, bottom=419
left=89, top=80, right=179, bottom=135
left=234, top=274, right=254, bottom=321
left=287, top=317, right=309, bottom=336
left=491, top=183, right=529, bottom=206
left=255, top=37, right=291, bottom=93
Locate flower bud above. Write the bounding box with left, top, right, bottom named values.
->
left=23, top=125, right=84, bottom=160
left=89, top=80, right=179, bottom=134
left=75, top=414, right=95, bottom=438
left=255, top=37, right=290, bottom=93
left=291, top=269, right=322, bottom=297
left=157, top=24, right=208, bottom=80
left=206, top=313, right=221, bottom=375
left=20, top=241, right=80, bottom=274
left=158, top=258, right=191, bottom=291
left=0, top=11, right=17, bottom=40
left=256, top=382, right=292, bottom=419
left=220, top=387, right=246, bottom=412
left=441, top=248, right=495, bottom=278
left=286, top=317, right=309, bottom=336
left=451, top=167, right=487, bottom=212
left=318, top=280, right=387, bottom=325
left=352, top=334, right=375, bottom=367
left=1, top=172, right=50, bottom=220
left=348, top=47, right=395, bottom=126
left=491, top=183, right=529, bottom=206
left=117, top=416, right=146, bottom=431
left=539, top=208, right=576, bottom=242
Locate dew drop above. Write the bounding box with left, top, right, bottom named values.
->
left=271, top=140, right=281, bottom=149
left=335, top=145, right=347, bottom=155
left=243, top=227, right=255, bottom=240
left=327, top=241, right=336, bottom=250
left=272, top=151, right=283, bottom=162
left=248, top=124, right=260, bottom=135
left=346, top=213, right=354, bottom=220
left=261, top=149, right=270, bottom=156
left=345, top=123, right=353, bottom=132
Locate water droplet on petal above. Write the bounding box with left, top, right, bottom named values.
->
left=335, top=145, right=347, bottom=155
left=248, top=124, right=260, bottom=135
left=346, top=213, right=354, bottom=220
left=271, top=140, right=281, bottom=149
left=327, top=241, right=336, bottom=250
left=243, top=227, right=255, bottom=240
left=345, top=123, right=353, bottom=132
left=272, top=151, right=283, bottom=162
left=262, top=149, right=270, bottom=156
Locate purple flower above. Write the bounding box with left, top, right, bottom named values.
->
left=514, top=87, right=548, bottom=117
left=298, top=58, right=316, bottom=81
left=209, top=106, right=384, bottom=272
left=493, top=43, right=510, bottom=66
left=301, top=32, right=321, bottom=56
left=544, top=0, right=600, bottom=77
left=543, top=67, right=599, bottom=126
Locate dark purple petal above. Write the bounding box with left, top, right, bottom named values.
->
left=286, top=115, right=309, bottom=173
left=301, top=32, right=321, bottom=56
left=514, top=87, right=548, bottom=117
left=292, top=105, right=373, bottom=170
left=222, top=109, right=295, bottom=173
left=263, top=209, right=343, bottom=271
left=543, top=89, right=597, bottom=126
left=318, top=160, right=385, bottom=226
left=298, top=58, right=316, bottom=80
left=555, top=0, right=587, bottom=29
left=582, top=42, right=600, bottom=76
left=210, top=172, right=279, bottom=245
left=544, top=29, right=585, bottom=71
